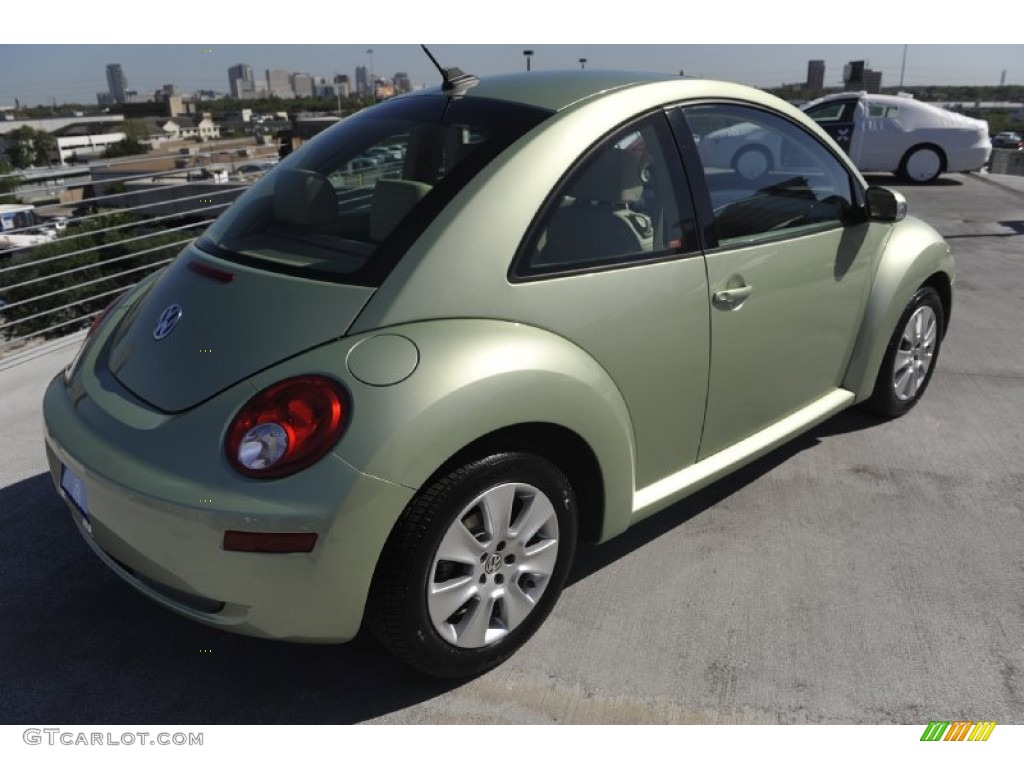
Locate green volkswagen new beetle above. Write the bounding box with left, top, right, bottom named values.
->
left=43, top=69, right=952, bottom=678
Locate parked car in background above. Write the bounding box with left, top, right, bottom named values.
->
left=702, top=92, right=992, bottom=184
left=991, top=131, right=1023, bottom=150
left=803, top=92, right=991, bottom=183
left=44, top=70, right=954, bottom=678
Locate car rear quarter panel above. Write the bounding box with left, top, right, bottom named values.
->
left=843, top=215, right=954, bottom=401
left=248, top=320, right=639, bottom=542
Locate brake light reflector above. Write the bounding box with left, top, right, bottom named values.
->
left=223, top=531, right=318, bottom=553
left=225, top=375, right=349, bottom=478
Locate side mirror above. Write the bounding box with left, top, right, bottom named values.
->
left=865, top=186, right=907, bottom=222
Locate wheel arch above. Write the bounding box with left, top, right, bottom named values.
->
left=335, top=319, right=637, bottom=546
left=417, top=422, right=607, bottom=544
left=843, top=217, right=954, bottom=402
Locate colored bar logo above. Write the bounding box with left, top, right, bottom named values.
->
left=920, top=721, right=996, bottom=741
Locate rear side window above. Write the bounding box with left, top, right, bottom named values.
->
left=514, top=111, right=698, bottom=279
left=197, top=95, right=551, bottom=286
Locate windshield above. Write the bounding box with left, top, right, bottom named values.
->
left=197, top=94, right=551, bottom=286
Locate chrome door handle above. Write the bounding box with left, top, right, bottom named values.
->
left=712, top=285, right=753, bottom=308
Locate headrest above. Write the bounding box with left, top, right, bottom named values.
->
left=370, top=179, right=432, bottom=242
left=572, top=148, right=644, bottom=204
left=272, top=168, right=337, bottom=227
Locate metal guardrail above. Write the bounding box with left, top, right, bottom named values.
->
left=0, top=147, right=277, bottom=360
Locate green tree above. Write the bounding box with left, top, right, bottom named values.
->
left=0, top=212, right=187, bottom=340
left=102, top=136, right=149, bottom=158
left=0, top=160, right=21, bottom=204
left=5, top=126, right=56, bottom=168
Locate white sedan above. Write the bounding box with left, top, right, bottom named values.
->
left=698, top=92, right=991, bottom=184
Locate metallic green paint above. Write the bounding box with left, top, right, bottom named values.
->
left=110, top=246, right=374, bottom=412
left=699, top=224, right=878, bottom=457
left=842, top=217, right=954, bottom=402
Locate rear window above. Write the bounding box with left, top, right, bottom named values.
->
left=197, top=94, right=551, bottom=286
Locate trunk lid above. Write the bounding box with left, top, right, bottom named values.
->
left=108, top=245, right=374, bottom=412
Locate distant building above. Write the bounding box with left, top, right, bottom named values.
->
left=51, top=122, right=128, bottom=165
left=154, top=84, right=180, bottom=102
left=334, top=75, right=351, bottom=99
left=806, top=60, right=825, bottom=91
left=355, top=66, right=369, bottom=97
left=394, top=72, right=412, bottom=94
left=139, top=114, right=221, bottom=147
left=291, top=73, right=314, bottom=98
left=266, top=69, right=294, bottom=99
left=228, top=64, right=254, bottom=99
left=106, top=64, right=128, bottom=104
left=843, top=61, right=883, bottom=93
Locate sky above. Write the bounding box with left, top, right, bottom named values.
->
left=2, top=4, right=1021, bottom=107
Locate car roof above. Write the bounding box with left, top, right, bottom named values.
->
left=410, top=69, right=682, bottom=112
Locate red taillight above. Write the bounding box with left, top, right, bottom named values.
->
left=223, top=531, right=318, bottom=553
left=225, top=375, right=349, bottom=478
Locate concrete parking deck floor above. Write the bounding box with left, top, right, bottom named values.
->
left=1, top=173, right=1022, bottom=724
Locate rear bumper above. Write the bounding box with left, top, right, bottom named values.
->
left=43, top=371, right=414, bottom=643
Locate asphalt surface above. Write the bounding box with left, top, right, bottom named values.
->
left=1, top=172, right=1022, bottom=724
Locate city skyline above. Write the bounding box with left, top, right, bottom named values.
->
left=2, top=44, right=1023, bottom=108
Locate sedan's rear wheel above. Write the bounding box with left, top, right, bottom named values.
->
left=863, top=286, right=944, bottom=418
left=898, top=146, right=944, bottom=184
left=368, top=453, right=577, bottom=678
left=733, top=145, right=772, bottom=181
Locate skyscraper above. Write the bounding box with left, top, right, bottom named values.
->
left=106, top=64, right=128, bottom=104
left=266, top=69, right=294, bottom=99
left=806, top=60, right=825, bottom=91
left=228, top=63, right=254, bottom=99
left=355, top=66, right=369, bottom=97
left=291, top=73, right=314, bottom=98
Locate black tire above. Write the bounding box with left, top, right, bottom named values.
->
left=863, top=286, right=944, bottom=418
left=897, top=145, right=945, bottom=184
left=367, top=452, right=578, bottom=678
left=732, top=145, right=772, bottom=181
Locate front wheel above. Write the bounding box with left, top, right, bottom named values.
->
left=863, top=286, right=944, bottom=418
left=367, top=452, right=578, bottom=678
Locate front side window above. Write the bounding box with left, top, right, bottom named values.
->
left=198, top=95, right=551, bottom=286
left=804, top=99, right=857, bottom=123
left=684, top=103, right=856, bottom=248
left=515, top=112, right=697, bottom=278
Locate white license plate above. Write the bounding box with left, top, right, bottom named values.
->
left=60, top=464, right=92, bottom=534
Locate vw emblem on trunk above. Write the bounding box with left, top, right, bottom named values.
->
left=152, top=303, right=183, bottom=340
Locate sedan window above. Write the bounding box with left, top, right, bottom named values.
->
left=683, top=103, right=855, bottom=248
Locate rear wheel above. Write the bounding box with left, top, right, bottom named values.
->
left=863, top=286, right=944, bottom=418
left=733, top=145, right=772, bottom=181
left=368, top=452, right=577, bottom=678
left=898, top=146, right=944, bottom=184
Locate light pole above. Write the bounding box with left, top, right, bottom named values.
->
left=366, top=48, right=375, bottom=102
left=523, top=49, right=534, bottom=72
left=579, top=58, right=587, bottom=70
left=899, top=44, right=908, bottom=88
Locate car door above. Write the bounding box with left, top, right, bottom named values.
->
left=674, top=103, right=880, bottom=459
